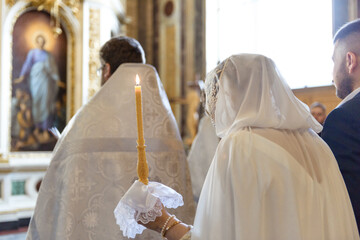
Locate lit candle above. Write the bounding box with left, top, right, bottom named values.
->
left=135, top=74, right=149, bottom=185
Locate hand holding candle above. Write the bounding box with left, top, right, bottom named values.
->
left=135, top=74, right=149, bottom=185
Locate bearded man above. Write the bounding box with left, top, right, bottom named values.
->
left=322, top=18, right=360, bottom=233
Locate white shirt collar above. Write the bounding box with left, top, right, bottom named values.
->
left=337, top=87, right=360, bottom=108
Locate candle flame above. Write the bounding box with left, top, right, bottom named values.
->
left=136, top=74, right=140, bottom=85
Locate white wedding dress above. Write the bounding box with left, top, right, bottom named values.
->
left=188, top=54, right=359, bottom=240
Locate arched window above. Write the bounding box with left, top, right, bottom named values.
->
left=206, top=0, right=333, bottom=89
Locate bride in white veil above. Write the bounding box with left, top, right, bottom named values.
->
left=130, top=54, right=359, bottom=240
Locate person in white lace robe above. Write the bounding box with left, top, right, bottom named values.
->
left=187, top=115, right=219, bottom=203
left=26, top=36, right=195, bottom=240
left=136, top=54, right=359, bottom=240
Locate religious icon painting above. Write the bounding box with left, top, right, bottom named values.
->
left=11, top=10, right=67, bottom=151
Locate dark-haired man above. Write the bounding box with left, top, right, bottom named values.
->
left=98, top=36, right=145, bottom=85
left=322, top=18, right=360, bottom=232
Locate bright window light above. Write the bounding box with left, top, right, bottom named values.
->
left=206, top=0, right=333, bottom=89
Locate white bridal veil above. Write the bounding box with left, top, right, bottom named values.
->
left=207, top=54, right=323, bottom=137
left=191, top=54, right=359, bottom=240
left=26, top=64, right=195, bottom=240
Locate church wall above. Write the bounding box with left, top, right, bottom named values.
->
left=333, top=0, right=360, bottom=33
left=293, top=85, right=341, bottom=118
left=333, top=0, right=350, bottom=34
left=125, top=0, right=358, bottom=140
left=125, top=0, right=206, bottom=139
left=298, top=0, right=360, bottom=118
left=157, top=0, right=182, bottom=131
left=124, top=0, right=138, bottom=41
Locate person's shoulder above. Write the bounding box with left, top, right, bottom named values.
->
left=326, top=95, right=360, bottom=120
left=323, top=96, right=360, bottom=134
left=336, top=95, right=360, bottom=122
left=327, top=106, right=345, bottom=117
left=323, top=107, right=348, bottom=129
left=340, top=93, right=360, bottom=110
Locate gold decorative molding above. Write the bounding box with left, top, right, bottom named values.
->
left=0, top=207, right=35, bottom=215
left=6, top=5, right=26, bottom=159
left=7, top=0, right=81, bottom=36
left=88, top=8, right=101, bottom=99
left=5, top=0, right=16, bottom=7
left=164, top=25, right=181, bottom=123
left=7, top=0, right=80, bottom=13
left=50, top=10, right=77, bottom=117
left=165, top=25, right=176, bottom=97
left=69, top=31, right=76, bottom=117
left=0, top=154, right=9, bottom=163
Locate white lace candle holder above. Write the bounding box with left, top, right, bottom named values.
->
left=114, top=180, right=184, bottom=238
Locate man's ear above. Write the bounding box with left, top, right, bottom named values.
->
left=346, top=51, right=358, bottom=74
left=103, top=63, right=111, bottom=79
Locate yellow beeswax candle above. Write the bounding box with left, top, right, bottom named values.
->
left=135, top=74, right=149, bottom=185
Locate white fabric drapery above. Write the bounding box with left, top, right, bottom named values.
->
left=213, top=54, right=322, bottom=138
left=26, top=63, right=195, bottom=240
left=190, top=54, right=359, bottom=240
left=187, top=115, right=219, bottom=202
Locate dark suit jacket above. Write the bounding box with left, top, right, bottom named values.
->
left=322, top=92, right=360, bottom=231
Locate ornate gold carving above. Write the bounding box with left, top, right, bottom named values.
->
left=29, top=0, right=80, bottom=12
left=58, top=12, right=76, bottom=118
left=8, top=0, right=80, bottom=13
left=29, top=0, right=80, bottom=36
left=7, top=0, right=80, bottom=36
left=88, top=8, right=101, bottom=99
left=69, top=31, right=76, bottom=117
left=5, top=0, right=16, bottom=7
left=165, top=25, right=176, bottom=97
left=164, top=25, right=181, bottom=122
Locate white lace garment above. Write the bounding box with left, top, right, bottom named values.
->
left=114, top=180, right=184, bottom=238
left=26, top=64, right=195, bottom=240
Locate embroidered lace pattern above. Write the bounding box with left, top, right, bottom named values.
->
left=204, top=59, right=227, bottom=124
left=114, top=181, right=184, bottom=238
